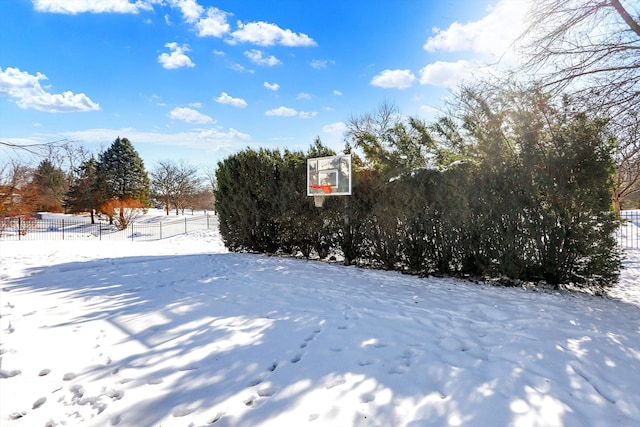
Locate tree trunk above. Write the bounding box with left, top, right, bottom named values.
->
left=119, top=199, right=126, bottom=227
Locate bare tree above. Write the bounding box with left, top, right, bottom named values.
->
left=518, top=0, right=640, bottom=212
left=0, top=160, right=37, bottom=217
left=612, top=117, right=640, bottom=211
left=201, top=164, right=217, bottom=211
left=150, top=160, right=201, bottom=215
left=150, top=160, right=178, bottom=215
left=520, top=0, right=639, bottom=112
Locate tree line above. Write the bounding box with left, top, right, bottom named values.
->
left=1, top=137, right=215, bottom=230
left=215, top=86, right=621, bottom=292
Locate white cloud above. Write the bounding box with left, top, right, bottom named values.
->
left=423, top=0, right=529, bottom=59
left=244, top=49, right=280, bottom=66
left=167, top=0, right=203, bottom=24
left=158, top=42, right=195, bottom=69
left=310, top=59, right=331, bottom=69
left=265, top=106, right=298, bottom=117
left=296, top=92, right=312, bottom=100
left=322, top=122, right=347, bottom=136
left=298, top=111, right=317, bottom=119
left=265, top=106, right=316, bottom=119
left=0, top=67, right=100, bottom=112
left=419, top=60, right=478, bottom=88
left=230, top=63, right=250, bottom=73
left=230, top=21, right=317, bottom=47
left=195, top=7, right=230, bottom=37
left=214, top=92, right=248, bottom=108
left=33, top=0, right=152, bottom=14
left=169, top=107, right=214, bottom=124
left=333, top=90, right=342, bottom=96
left=264, top=82, right=280, bottom=91
left=419, top=105, right=438, bottom=114
left=370, top=69, right=416, bottom=89
left=45, top=127, right=251, bottom=152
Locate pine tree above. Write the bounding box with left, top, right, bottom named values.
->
left=31, top=159, right=67, bottom=212
left=94, top=137, right=150, bottom=228
left=65, top=157, right=99, bottom=223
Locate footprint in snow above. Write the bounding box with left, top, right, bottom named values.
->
left=257, top=386, right=275, bottom=397
left=360, top=393, right=376, bottom=403
left=244, top=395, right=257, bottom=407
left=105, top=388, right=124, bottom=401
left=0, top=368, right=21, bottom=378
left=32, top=397, right=46, bottom=409
left=179, top=364, right=199, bottom=371
left=38, top=368, right=51, bottom=376
left=290, top=353, right=303, bottom=364
left=388, top=363, right=409, bottom=375
left=305, top=329, right=321, bottom=342
left=248, top=376, right=264, bottom=387
left=325, top=378, right=346, bottom=389
left=208, top=412, right=224, bottom=424
left=173, top=406, right=196, bottom=417
left=63, top=372, right=77, bottom=381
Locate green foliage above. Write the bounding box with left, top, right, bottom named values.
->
left=215, top=89, right=621, bottom=291
left=215, top=148, right=283, bottom=252
left=65, top=157, right=99, bottom=219
left=32, top=159, right=67, bottom=212
left=93, top=137, right=150, bottom=226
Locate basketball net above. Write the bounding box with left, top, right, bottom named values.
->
left=310, top=184, right=331, bottom=208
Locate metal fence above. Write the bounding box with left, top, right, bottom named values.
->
left=2, top=211, right=639, bottom=248
left=618, top=210, right=640, bottom=249
left=0, top=213, right=218, bottom=241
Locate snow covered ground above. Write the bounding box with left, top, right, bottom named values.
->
left=1, top=222, right=639, bottom=426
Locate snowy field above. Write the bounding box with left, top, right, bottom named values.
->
left=1, top=221, right=639, bottom=426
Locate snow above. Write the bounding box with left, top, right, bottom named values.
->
left=1, top=218, right=639, bottom=427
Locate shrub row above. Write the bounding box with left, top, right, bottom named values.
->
left=215, top=142, right=620, bottom=290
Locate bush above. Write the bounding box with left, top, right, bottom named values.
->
left=214, top=95, right=621, bottom=290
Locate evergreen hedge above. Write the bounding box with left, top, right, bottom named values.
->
left=215, top=112, right=621, bottom=290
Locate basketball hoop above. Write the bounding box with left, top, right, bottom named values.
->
left=307, top=155, right=352, bottom=208
left=310, top=184, right=332, bottom=194
left=310, top=184, right=331, bottom=207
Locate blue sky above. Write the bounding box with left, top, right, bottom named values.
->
left=1, top=0, right=530, bottom=169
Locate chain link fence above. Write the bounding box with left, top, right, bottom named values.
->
left=0, top=213, right=218, bottom=241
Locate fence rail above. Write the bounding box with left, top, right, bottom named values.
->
left=2, top=211, right=638, bottom=248
left=0, top=214, right=218, bottom=241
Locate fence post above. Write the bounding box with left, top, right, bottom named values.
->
left=184, top=217, right=187, bottom=234
left=159, top=221, right=162, bottom=240
left=18, top=217, right=21, bottom=241
left=62, top=219, right=65, bottom=241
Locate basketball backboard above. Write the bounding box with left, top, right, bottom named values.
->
left=307, top=154, right=352, bottom=197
